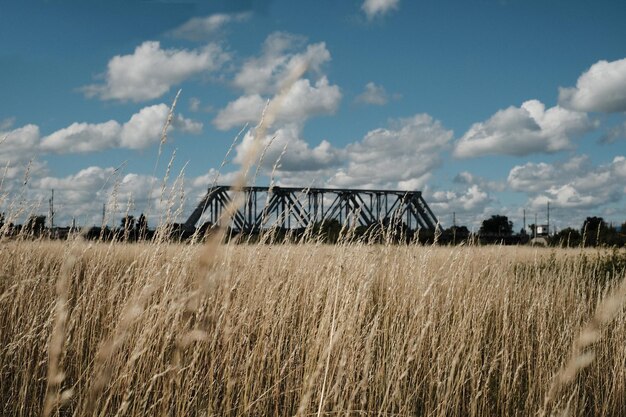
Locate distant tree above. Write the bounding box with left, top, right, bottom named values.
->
left=582, top=216, right=607, bottom=246
left=479, top=215, right=513, bottom=236
left=136, top=213, right=148, bottom=240
left=121, top=215, right=135, bottom=230
left=24, top=215, right=46, bottom=236
left=551, top=227, right=582, bottom=247
left=581, top=217, right=623, bottom=247
left=443, top=225, right=470, bottom=244
left=582, top=216, right=607, bottom=235
left=121, top=215, right=135, bottom=241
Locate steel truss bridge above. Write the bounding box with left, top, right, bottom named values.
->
left=183, top=185, right=438, bottom=234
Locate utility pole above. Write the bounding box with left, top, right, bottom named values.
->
left=452, top=211, right=456, bottom=245
left=523, top=209, right=526, bottom=234
left=547, top=201, right=550, bottom=237
left=102, top=203, right=106, bottom=227
left=534, top=213, right=537, bottom=239
left=48, top=189, right=54, bottom=230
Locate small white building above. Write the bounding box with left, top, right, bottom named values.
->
left=536, top=224, right=549, bottom=236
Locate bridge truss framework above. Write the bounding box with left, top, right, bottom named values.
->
left=183, top=185, right=439, bottom=233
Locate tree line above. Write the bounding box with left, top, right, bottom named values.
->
left=472, top=214, right=626, bottom=247
left=2, top=212, right=625, bottom=247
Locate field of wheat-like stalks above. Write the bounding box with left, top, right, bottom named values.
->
left=1, top=239, right=626, bottom=416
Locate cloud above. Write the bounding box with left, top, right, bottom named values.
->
left=214, top=32, right=339, bottom=131
left=41, top=121, right=122, bottom=154
left=0, top=117, right=16, bottom=131
left=82, top=41, right=229, bottom=102
left=612, top=156, right=626, bottom=178
left=235, top=114, right=452, bottom=190
left=234, top=123, right=344, bottom=174
left=233, top=32, right=331, bottom=95
left=214, top=95, right=266, bottom=131
left=362, top=0, right=400, bottom=19
left=453, top=171, right=505, bottom=192
left=507, top=155, right=626, bottom=210
left=454, top=100, right=595, bottom=158
left=35, top=167, right=175, bottom=226
left=453, top=171, right=475, bottom=185
left=0, top=124, right=45, bottom=182
left=189, top=97, right=201, bottom=112
left=38, top=166, right=115, bottom=194
left=229, top=113, right=452, bottom=191
left=559, top=57, right=626, bottom=113
left=277, top=77, right=341, bottom=123
left=355, top=82, right=389, bottom=105
left=327, top=114, right=453, bottom=189
left=191, top=169, right=240, bottom=191
left=29, top=164, right=243, bottom=227
left=0, top=125, right=47, bottom=187
left=34, top=166, right=118, bottom=224
left=188, top=97, right=214, bottom=113
left=430, top=185, right=492, bottom=213
left=507, top=155, right=589, bottom=193
left=0, top=124, right=41, bottom=165
left=169, top=12, right=251, bottom=41
left=120, top=104, right=202, bottom=149
left=420, top=169, right=504, bottom=227
left=214, top=77, right=341, bottom=130
left=41, top=104, right=202, bottom=153
left=598, top=120, right=626, bottom=144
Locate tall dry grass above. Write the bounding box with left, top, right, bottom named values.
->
left=1, top=239, right=626, bottom=416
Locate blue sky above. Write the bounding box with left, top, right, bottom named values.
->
left=1, top=0, right=625, bottom=230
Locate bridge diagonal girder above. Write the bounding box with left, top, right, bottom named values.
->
left=351, top=193, right=377, bottom=226
left=183, top=186, right=226, bottom=230
left=283, top=192, right=312, bottom=228
left=319, top=193, right=342, bottom=222
left=408, top=193, right=437, bottom=229
left=253, top=192, right=281, bottom=230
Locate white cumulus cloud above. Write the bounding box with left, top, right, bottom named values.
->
left=508, top=155, right=626, bottom=211
left=233, top=32, right=331, bottom=95
left=327, top=114, right=453, bottom=189
left=41, top=121, right=122, bottom=153
left=0, top=117, right=16, bottom=131
left=454, top=100, right=595, bottom=158
left=41, top=104, right=202, bottom=153
left=170, top=12, right=251, bottom=41
left=82, top=41, right=229, bottom=102
left=0, top=124, right=41, bottom=165
left=230, top=113, right=452, bottom=192
left=234, top=123, right=344, bottom=174
left=431, top=185, right=492, bottom=213
left=598, top=120, right=626, bottom=144
left=362, top=0, right=400, bottom=19
left=31, top=165, right=245, bottom=227
left=355, top=82, right=389, bottom=105
left=213, top=95, right=266, bottom=131
left=120, top=104, right=202, bottom=149
left=559, top=57, right=626, bottom=113
left=214, top=76, right=341, bottom=130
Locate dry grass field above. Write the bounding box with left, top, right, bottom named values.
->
left=1, top=239, right=626, bottom=416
